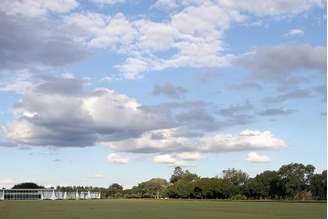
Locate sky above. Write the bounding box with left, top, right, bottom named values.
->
left=0, top=0, right=326, bottom=189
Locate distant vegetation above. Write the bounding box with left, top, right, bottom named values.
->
left=15, top=163, right=326, bottom=200
left=12, top=182, right=45, bottom=189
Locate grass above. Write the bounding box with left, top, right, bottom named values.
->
left=0, top=199, right=326, bottom=219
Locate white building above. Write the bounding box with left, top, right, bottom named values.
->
left=0, top=189, right=101, bottom=200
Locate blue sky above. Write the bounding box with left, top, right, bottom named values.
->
left=0, top=0, right=326, bottom=189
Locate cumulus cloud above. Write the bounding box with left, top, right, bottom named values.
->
left=0, top=75, right=289, bottom=165
left=2, top=0, right=317, bottom=81
left=107, top=153, right=129, bottom=164
left=143, top=100, right=257, bottom=133
left=65, top=12, right=136, bottom=51
left=66, top=1, right=245, bottom=79
left=115, top=57, right=150, bottom=80
left=153, top=152, right=202, bottom=166
left=120, top=6, right=323, bottom=80
left=104, top=128, right=287, bottom=154
left=246, top=152, right=271, bottom=163
left=0, top=71, right=37, bottom=93
left=236, top=44, right=326, bottom=86
left=2, top=77, right=172, bottom=147
left=0, top=11, right=88, bottom=73
left=0, top=0, right=78, bottom=17
left=153, top=154, right=178, bottom=164
left=2, top=75, right=269, bottom=150
left=135, top=20, right=177, bottom=52
left=152, top=82, right=187, bottom=99
left=154, top=0, right=323, bottom=16
left=217, top=0, right=324, bottom=17
left=56, top=0, right=324, bottom=80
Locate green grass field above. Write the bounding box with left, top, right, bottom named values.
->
left=0, top=199, right=326, bottom=219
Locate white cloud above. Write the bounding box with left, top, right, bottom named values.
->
left=153, top=152, right=204, bottom=164
left=153, top=154, right=177, bottom=164
left=116, top=57, right=150, bottom=80
left=65, top=12, right=136, bottom=51
left=283, top=28, right=304, bottom=37
left=1, top=77, right=289, bottom=166
left=0, top=0, right=79, bottom=17
left=2, top=76, right=288, bottom=169
left=176, top=152, right=204, bottom=160
left=3, top=82, right=172, bottom=147
left=10, top=0, right=318, bottom=80
left=107, top=153, right=129, bottom=164
left=65, top=1, right=244, bottom=79
left=60, top=0, right=322, bottom=80
left=217, top=0, right=323, bottom=17
left=0, top=71, right=36, bottom=93
left=135, top=20, right=177, bottom=52
left=246, top=152, right=271, bottom=163
left=154, top=0, right=323, bottom=16
left=83, top=89, right=152, bottom=129
left=116, top=2, right=244, bottom=78
left=91, top=0, right=125, bottom=5
left=153, top=154, right=193, bottom=166
left=104, top=128, right=287, bottom=154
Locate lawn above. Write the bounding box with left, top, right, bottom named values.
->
left=0, top=199, right=326, bottom=219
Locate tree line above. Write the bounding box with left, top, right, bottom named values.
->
left=123, top=163, right=326, bottom=200
left=13, top=163, right=327, bottom=200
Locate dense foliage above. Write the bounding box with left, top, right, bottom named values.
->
left=12, top=182, right=44, bottom=189
left=125, top=163, right=326, bottom=200
left=161, top=163, right=326, bottom=200
left=15, top=163, right=326, bottom=200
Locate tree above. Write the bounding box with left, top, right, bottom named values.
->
left=222, top=169, right=249, bottom=187
left=175, top=179, right=194, bottom=198
left=170, top=167, right=198, bottom=184
left=310, top=170, right=327, bottom=200
left=166, top=167, right=199, bottom=199
left=245, top=171, right=284, bottom=199
left=193, top=178, right=232, bottom=199
left=12, top=182, right=44, bottom=189
left=137, top=178, right=168, bottom=198
left=107, top=183, right=123, bottom=198
left=54, top=163, right=326, bottom=201
left=109, top=183, right=123, bottom=191
left=222, top=168, right=249, bottom=196
left=124, top=178, right=168, bottom=198
left=170, top=166, right=184, bottom=183
left=278, top=163, right=315, bottom=199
